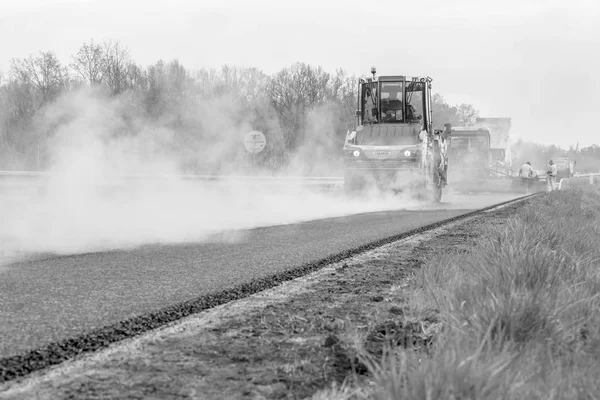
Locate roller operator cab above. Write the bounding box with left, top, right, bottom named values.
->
left=343, top=68, right=449, bottom=202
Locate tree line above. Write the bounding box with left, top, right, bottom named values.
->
left=0, top=40, right=483, bottom=172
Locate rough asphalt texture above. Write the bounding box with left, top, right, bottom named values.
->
left=0, top=195, right=526, bottom=382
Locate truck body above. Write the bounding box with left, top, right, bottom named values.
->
left=447, top=127, right=492, bottom=182
left=343, top=70, right=448, bottom=202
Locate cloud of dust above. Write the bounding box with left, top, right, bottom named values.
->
left=447, top=148, right=488, bottom=183
left=0, top=88, right=427, bottom=263
left=285, top=103, right=344, bottom=177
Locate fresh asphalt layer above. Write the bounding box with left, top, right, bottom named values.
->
left=0, top=206, right=479, bottom=360
left=3, top=187, right=529, bottom=374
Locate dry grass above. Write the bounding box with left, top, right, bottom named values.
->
left=321, top=190, right=600, bottom=400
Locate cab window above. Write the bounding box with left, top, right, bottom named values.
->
left=405, top=82, right=424, bottom=123
left=362, top=84, right=378, bottom=123
left=380, top=82, right=404, bottom=122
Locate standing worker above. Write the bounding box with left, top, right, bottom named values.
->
left=519, top=161, right=534, bottom=193
left=546, top=159, right=558, bottom=192
left=439, top=124, right=451, bottom=186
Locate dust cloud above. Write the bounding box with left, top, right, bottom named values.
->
left=0, top=88, right=436, bottom=265
left=0, top=88, right=519, bottom=267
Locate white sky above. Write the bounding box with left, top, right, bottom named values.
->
left=1, top=0, right=599, bottom=148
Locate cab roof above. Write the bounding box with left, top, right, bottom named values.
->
left=377, top=76, right=429, bottom=82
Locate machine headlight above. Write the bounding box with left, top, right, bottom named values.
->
left=404, top=150, right=411, bottom=157
left=353, top=150, right=360, bottom=157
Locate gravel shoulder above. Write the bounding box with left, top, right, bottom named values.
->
left=0, top=202, right=524, bottom=400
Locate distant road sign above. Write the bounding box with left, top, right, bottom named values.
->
left=244, top=131, right=266, bottom=154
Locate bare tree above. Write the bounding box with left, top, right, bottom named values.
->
left=268, top=63, right=330, bottom=151
left=431, top=94, right=480, bottom=128
left=326, top=68, right=357, bottom=130
left=102, top=41, right=131, bottom=95
left=146, top=60, right=167, bottom=116
left=70, top=40, right=105, bottom=85
left=166, top=60, right=188, bottom=94
left=432, top=94, right=459, bottom=128
left=164, top=60, right=195, bottom=119
left=10, top=51, right=68, bottom=104
left=456, top=103, right=479, bottom=126
left=236, top=67, right=270, bottom=108
left=9, top=52, right=71, bottom=168
left=125, top=62, right=147, bottom=92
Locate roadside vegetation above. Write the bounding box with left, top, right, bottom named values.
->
left=0, top=41, right=481, bottom=174
left=325, top=190, right=600, bottom=399
left=2, top=42, right=598, bottom=176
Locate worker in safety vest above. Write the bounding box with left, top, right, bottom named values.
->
left=546, top=159, right=558, bottom=191
left=439, top=124, right=451, bottom=185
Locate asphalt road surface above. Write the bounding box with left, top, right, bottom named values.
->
left=0, top=194, right=513, bottom=359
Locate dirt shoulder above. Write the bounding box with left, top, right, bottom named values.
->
left=0, top=201, right=525, bottom=400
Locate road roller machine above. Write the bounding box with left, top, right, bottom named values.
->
left=343, top=68, right=449, bottom=202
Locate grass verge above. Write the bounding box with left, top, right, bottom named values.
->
left=342, top=190, right=600, bottom=400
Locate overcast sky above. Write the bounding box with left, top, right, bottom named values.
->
left=1, top=0, right=598, bottom=148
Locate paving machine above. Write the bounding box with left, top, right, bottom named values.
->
left=343, top=68, right=449, bottom=202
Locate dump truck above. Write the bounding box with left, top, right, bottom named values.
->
left=343, top=68, right=449, bottom=202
